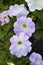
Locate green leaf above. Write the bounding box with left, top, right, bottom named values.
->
left=34, top=31, right=43, bottom=40
left=0, top=31, right=5, bottom=40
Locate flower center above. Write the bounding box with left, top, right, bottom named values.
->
left=3, top=15, right=7, bottom=19
left=18, top=41, right=22, bottom=45
left=22, top=24, right=27, bottom=28
left=36, top=58, right=39, bottom=63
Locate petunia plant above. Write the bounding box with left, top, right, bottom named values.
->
left=0, top=0, right=43, bottom=65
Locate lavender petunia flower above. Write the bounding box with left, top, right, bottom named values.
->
left=8, top=4, right=29, bottom=18
left=13, top=16, right=35, bottom=38
left=29, top=52, right=43, bottom=65
left=9, top=32, right=32, bottom=58
left=0, top=11, right=9, bottom=25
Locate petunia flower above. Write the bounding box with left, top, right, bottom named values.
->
left=8, top=4, right=29, bottom=18
left=9, top=32, right=32, bottom=58
left=0, top=11, right=9, bottom=25
left=25, top=0, right=43, bottom=11
left=29, top=52, right=43, bottom=65
left=13, top=16, right=35, bottom=38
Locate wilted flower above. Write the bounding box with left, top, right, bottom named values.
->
left=0, top=11, right=9, bottom=25
left=9, top=32, right=32, bottom=58
left=29, top=52, right=43, bottom=65
left=13, top=16, right=35, bottom=38
left=8, top=4, right=29, bottom=18
left=7, top=62, right=15, bottom=65
left=25, top=0, right=43, bottom=11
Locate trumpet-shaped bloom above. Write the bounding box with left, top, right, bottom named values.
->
left=29, top=52, right=43, bottom=65
left=25, top=0, right=43, bottom=11
left=13, top=16, right=35, bottom=38
left=0, top=11, right=9, bottom=25
left=9, top=32, right=32, bottom=58
left=8, top=4, right=29, bottom=18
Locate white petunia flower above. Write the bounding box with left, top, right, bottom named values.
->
left=25, top=0, right=43, bottom=11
